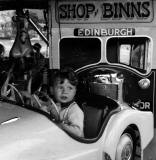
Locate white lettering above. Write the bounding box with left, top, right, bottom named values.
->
left=85, top=29, right=91, bottom=36
left=76, top=28, right=135, bottom=36
left=127, top=28, right=134, bottom=35
left=78, top=28, right=83, bottom=36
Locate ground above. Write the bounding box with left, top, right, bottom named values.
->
left=143, top=129, right=156, bottom=160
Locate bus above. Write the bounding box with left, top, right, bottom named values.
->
left=0, top=0, right=154, bottom=160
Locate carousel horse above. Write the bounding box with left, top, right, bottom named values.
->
left=10, top=9, right=33, bottom=60
left=1, top=9, right=34, bottom=104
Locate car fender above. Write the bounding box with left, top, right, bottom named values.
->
left=100, top=108, right=154, bottom=160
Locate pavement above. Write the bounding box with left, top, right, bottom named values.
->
left=143, top=129, right=156, bottom=160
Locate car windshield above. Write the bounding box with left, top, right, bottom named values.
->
left=60, top=38, right=101, bottom=70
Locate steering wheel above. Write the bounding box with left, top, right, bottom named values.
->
left=30, top=91, right=60, bottom=121
left=1, top=83, right=24, bottom=104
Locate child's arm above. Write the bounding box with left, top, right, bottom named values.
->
left=59, top=105, right=84, bottom=137
left=59, top=121, right=84, bottom=137
left=38, top=95, right=60, bottom=122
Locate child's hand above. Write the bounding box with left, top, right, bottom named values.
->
left=40, top=101, right=60, bottom=122
left=49, top=107, right=60, bottom=122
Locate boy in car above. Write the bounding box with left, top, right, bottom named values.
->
left=38, top=67, right=84, bottom=137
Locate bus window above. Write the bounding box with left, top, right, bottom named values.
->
left=60, top=38, right=101, bottom=70
left=106, top=37, right=151, bottom=74
left=119, top=44, right=131, bottom=65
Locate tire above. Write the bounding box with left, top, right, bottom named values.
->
left=116, top=133, right=133, bottom=160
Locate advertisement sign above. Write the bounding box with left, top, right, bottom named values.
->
left=56, top=0, right=153, bottom=23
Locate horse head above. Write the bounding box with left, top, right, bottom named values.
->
left=9, top=9, right=34, bottom=71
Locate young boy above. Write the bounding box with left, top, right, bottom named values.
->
left=40, top=67, right=84, bottom=137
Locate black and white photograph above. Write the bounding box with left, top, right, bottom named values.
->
left=0, top=0, right=155, bottom=159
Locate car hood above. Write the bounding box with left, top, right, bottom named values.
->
left=0, top=102, right=58, bottom=159
left=0, top=102, right=98, bottom=160
left=0, top=101, right=54, bottom=127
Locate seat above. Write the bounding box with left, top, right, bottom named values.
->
left=83, top=102, right=104, bottom=138
left=82, top=94, right=119, bottom=139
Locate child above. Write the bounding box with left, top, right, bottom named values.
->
left=39, top=67, right=84, bottom=137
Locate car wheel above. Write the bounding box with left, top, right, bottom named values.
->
left=116, top=133, right=133, bottom=160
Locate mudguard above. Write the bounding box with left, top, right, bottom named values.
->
left=101, top=108, right=153, bottom=160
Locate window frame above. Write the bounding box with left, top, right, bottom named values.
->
left=106, top=36, right=152, bottom=74
left=59, top=37, right=102, bottom=70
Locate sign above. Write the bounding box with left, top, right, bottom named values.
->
left=133, top=100, right=151, bottom=110
left=56, top=0, right=153, bottom=23
left=74, top=28, right=135, bottom=36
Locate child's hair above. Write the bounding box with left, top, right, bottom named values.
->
left=50, top=67, right=78, bottom=87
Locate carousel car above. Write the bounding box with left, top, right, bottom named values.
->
left=0, top=65, right=153, bottom=160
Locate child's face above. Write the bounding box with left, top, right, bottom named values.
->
left=52, top=78, right=77, bottom=104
